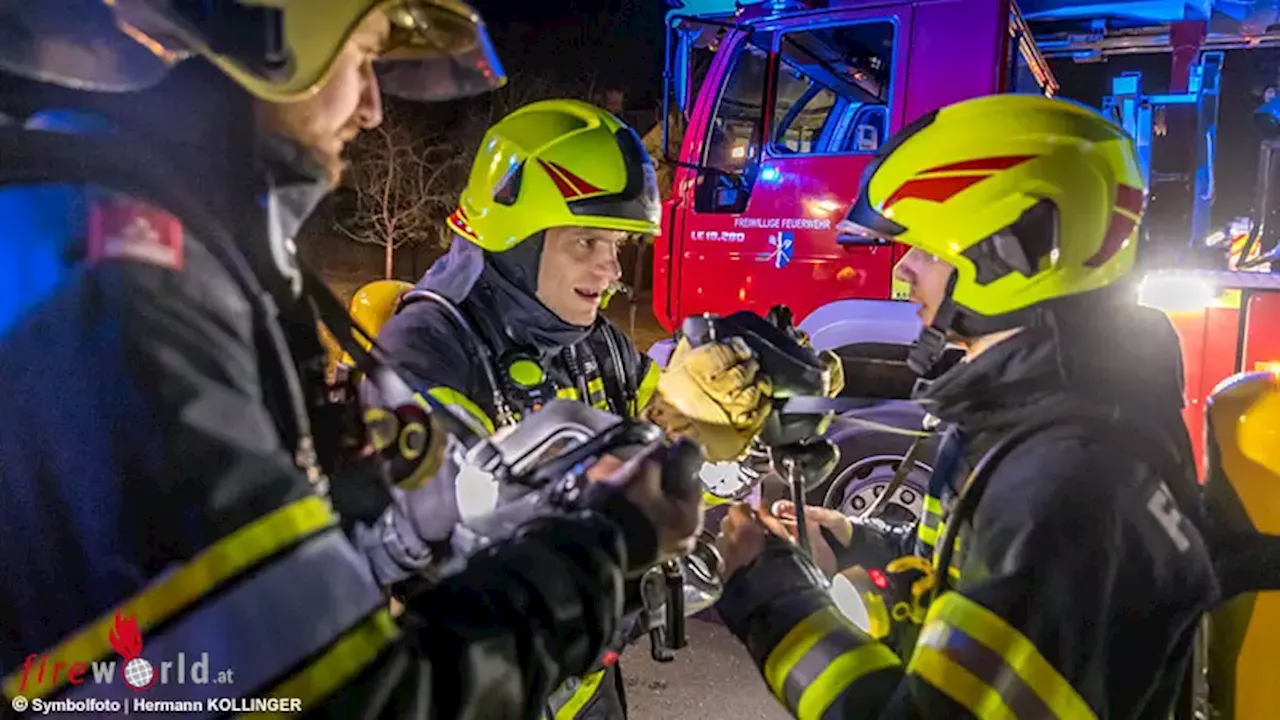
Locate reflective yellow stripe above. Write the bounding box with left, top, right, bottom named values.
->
left=634, top=360, right=661, bottom=414
left=910, top=645, right=1018, bottom=720
left=917, top=522, right=939, bottom=546
left=554, top=670, right=607, bottom=720
left=243, top=609, right=400, bottom=719
left=587, top=377, right=609, bottom=409
left=3, top=496, right=337, bottom=701
left=919, top=592, right=1097, bottom=719
left=923, top=495, right=944, bottom=516
left=702, top=490, right=733, bottom=507
left=795, top=644, right=901, bottom=720
left=763, top=607, right=855, bottom=700
left=421, top=386, right=495, bottom=434
left=557, top=387, right=580, bottom=401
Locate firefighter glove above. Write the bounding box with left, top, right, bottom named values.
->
left=646, top=337, right=772, bottom=462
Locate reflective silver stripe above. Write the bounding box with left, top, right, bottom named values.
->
left=916, top=621, right=1056, bottom=718
left=62, top=528, right=384, bottom=713
left=781, top=631, right=866, bottom=711
left=545, top=676, right=582, bottom=717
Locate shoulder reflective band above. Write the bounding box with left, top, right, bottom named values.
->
left=763, top=606, right=901, bottom=720
left=425, top=386, right=495, bottom=434
left=634, top=360, right=661, bottom=415
left=908, top=592, right=1097, bottom=720
left=3, top=496, right=339, bottom=702
left=58, top=526, right=392, bottom=712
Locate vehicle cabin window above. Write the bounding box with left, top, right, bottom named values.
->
left=697, top=31, right=773, bottom=213
left=771, top=22, right=894, bottom=156
left=702, top=31, right=771, bottom=174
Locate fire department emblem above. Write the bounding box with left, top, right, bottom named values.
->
left=766, top=231, right=793, bottom=269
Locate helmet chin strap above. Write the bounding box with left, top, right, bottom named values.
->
left=907, top=270, right=960, bottom=376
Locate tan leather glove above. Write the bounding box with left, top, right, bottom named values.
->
left=820, top=350, right=844, bottom=398
left=643, top=337, right=772, bottom=462
left=792, top=328, right=844, bottom=399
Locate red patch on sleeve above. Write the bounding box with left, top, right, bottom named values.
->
left=87, top=196, right=184, bottom=271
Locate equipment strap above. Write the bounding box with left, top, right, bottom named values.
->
left=927, top=405, right=1207, bottom=601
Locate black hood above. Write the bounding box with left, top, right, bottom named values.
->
left=919, top=288, right=1193, bottom=462
left=418, top=235, right=593, bottom=357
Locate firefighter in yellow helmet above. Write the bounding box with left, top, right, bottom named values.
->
left=712, top=94, right=1219, bottom=719
left=370, top=98, right=772, bottom=718
left=0, top=3, right=701, bottom=718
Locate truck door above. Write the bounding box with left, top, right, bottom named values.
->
left=670, top=7, right=913, bottom=324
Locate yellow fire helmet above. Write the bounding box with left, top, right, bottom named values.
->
left=1208, top=371, right=1280, bottom=489
left=842, top=94, right=1146, bottom=324
left=0, top=0, right=506, bottom=102
left=446, top=99, right=662, bottom=252
left=339, top=279, right=415, bottom=367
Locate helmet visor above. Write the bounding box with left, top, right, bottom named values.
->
left=0, top=0, right=175, bottom=93
left=376, top=0, right=507, bottom=102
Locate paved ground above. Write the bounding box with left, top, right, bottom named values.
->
left=621, top=619, right=790, bottom=720
left=618, top=486, right=802, bottom=720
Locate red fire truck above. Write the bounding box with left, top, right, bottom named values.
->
left=648, top=1, right=1280, bottom=713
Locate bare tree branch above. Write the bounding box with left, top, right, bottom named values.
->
left=335, top=104, right=466, bottom=276
left=334, top=73, right=604, bottom=277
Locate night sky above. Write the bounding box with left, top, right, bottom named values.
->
left=475, top=0, right=668, bottom=108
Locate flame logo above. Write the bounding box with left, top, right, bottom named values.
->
left=108, top=612, right=144, bottom=661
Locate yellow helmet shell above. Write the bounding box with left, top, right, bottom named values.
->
left=340, top=279, right=414, bottom=366
left=447, top=98, right=662, bottom=252
left=1208, top=371, right=1280, bottom=487
left=108, top=0, right=506, bottom=102
left=847, top=94, right=1146, bottom=318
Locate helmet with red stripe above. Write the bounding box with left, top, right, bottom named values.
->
left=840, top=94, right=1146, bottom=372
left=446, top=98, right=661, bottom=252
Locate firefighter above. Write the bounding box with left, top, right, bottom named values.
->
left=712, top=93, right=1220, bottom=719
left=371, top=99, right=773, bottom=718
left=0, top=3, right=701, bottom=718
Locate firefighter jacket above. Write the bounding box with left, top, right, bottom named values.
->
left=716, top=295, right=1221, bottom=719
left=370, top=237, right=661, bottom=720
left=365, top=237, right=663, bottom=571
left=0, top=107, right=650, bottom=719
left=377, top=237, right=660, bottom=434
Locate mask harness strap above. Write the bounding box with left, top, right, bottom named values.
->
left=398, top=289, right=519, bottom=427
left=907, top=269, right=960, bottom=378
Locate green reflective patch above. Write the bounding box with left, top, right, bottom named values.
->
left=509, top=358, right=545, bottom=388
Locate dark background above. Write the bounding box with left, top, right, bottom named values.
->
left=313, top=0, right=1280, bottom=285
